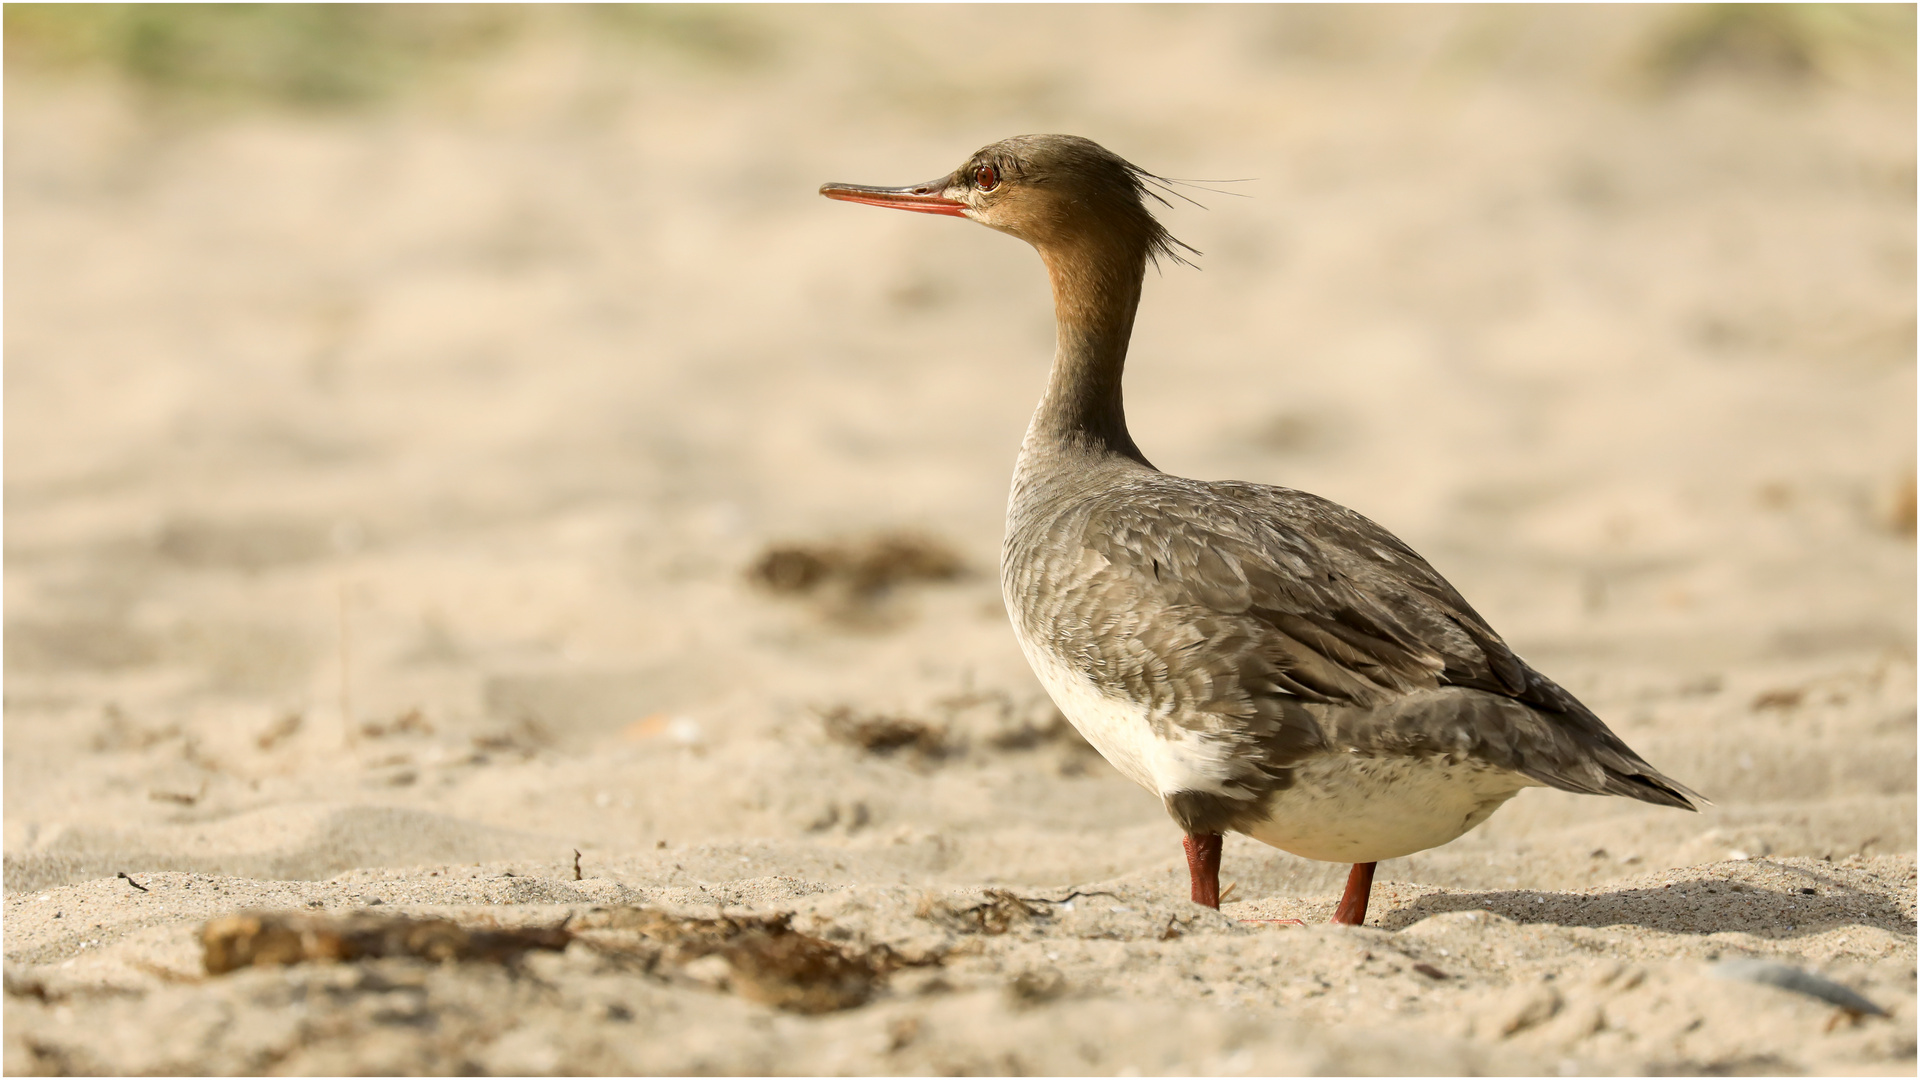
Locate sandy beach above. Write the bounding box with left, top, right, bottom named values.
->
left=5, top=6, right=1915, bottom=1074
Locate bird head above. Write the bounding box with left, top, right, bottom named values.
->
left=821, top=134, right=1191, bottom=267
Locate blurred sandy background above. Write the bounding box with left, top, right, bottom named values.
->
left=4, top=5, right=1915, bottom=1075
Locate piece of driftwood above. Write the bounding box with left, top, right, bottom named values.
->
left=200, top=911, right=571, bottom=975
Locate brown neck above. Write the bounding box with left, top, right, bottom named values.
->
left=1030, top=234, right=1151, bottom=465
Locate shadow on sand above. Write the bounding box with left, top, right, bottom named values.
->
left=1376, top=863, right=1915, bottom=939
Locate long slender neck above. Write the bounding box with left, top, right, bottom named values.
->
left=1026, top=235, right=1152, bottom=466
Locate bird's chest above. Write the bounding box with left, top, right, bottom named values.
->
left=1011, top=618, right=1250, bottom=803
left=1002, top=523, right=1133, bottom=768
left=1001, top=464, right=1258, bottom=802
left=1002, top=539, right=1247, bottom=802
left=1006, top=613, right=1148, bottom=782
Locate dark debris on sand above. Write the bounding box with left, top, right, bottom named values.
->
left=200, top=911, right=573, bottom=974
left=917, top=889, right=1054, bottom=936
left=576, top=907, right=941, bottom=1015
left=820, top=705, right=955, bottom=764
left=747, top=531, right=967, bottom=626
left=818, top=689, right=1099, bottom=775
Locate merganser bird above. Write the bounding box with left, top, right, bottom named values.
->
left=820, top=135, right=1702, bottom=926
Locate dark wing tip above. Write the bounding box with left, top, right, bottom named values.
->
left=1623, top=771, right=1710, bottom=811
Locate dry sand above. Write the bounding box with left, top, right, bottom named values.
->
left=4, top=6, right=1915, bottom=1075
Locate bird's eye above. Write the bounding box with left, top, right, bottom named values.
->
left=972, top=164, right=1000, bottom=192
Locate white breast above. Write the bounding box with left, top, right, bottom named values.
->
left=1012, top=621, right=1256, bottom=802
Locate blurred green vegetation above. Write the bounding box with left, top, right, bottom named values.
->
left=4, top=5, right=505, bottom=108
left=586, top=4, right=771, bottom=66
left=3, top=4, right=1910, bottom=112
left=3, top=4, right=770, bottom=110
left=1641, top=4, right=1915, bottom=89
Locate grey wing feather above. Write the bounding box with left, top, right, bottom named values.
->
left=1074, top=477, right=1704, bottom=811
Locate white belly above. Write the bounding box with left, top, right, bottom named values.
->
left=1006, top=618, right=1528, bottom=860
left=1011, top=618, right=1534, bottom=865
left=1245, top=753, right=1534, bottom=863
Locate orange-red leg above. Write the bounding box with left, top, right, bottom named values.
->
left=1187, top=839, right=1373, bottom=926
left=1331, top=861, right=1377, bottom=926
left=1183, top=832, right=1222, bottom=908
